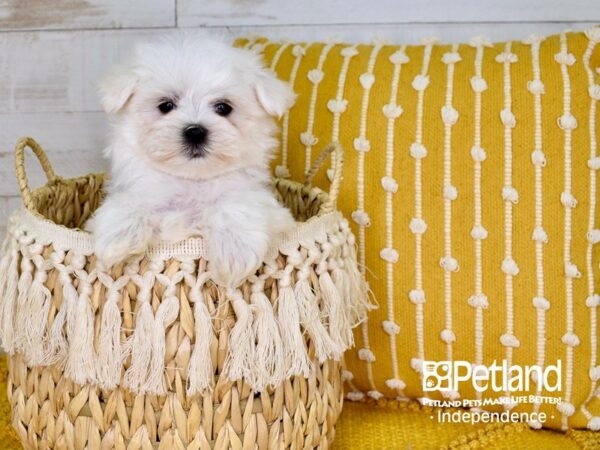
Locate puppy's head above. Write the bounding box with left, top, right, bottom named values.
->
left=99, top=34, right=295, bottom=180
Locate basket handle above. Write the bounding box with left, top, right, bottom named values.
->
left=303, top=142, right=344, bottom=213
left=15, top=137, right=57, bottom=211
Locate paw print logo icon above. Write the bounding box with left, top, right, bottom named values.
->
left=422, top=361, right=453, bottom=392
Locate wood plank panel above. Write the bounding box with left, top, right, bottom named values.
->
left=0, top=29, right=160, bottom=113
left=0, top=111, right=109, bottom=196
left=0, top=147, right=108, bottom=197
left=221, top=22, right=594, bottom=45
left=178, top=0, right=600, bottom=27
left=0, top=22, right=593, bottom=114
left=0, top=0, right=175, bottom=31
left=0, top=196, right=23, bottom=242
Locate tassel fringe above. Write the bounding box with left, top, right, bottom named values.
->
left=331, top=265, right=355, bottom=348
left=0, top=237, right=20, bottom=353
left=187, top=288, right=214, bottom=395
left=97, top=274, right=129, bottom=389
left=223, top=288, right=255, bottom=386
left=250, top=280, right=285, bottom=390
left=319, top=267, right=353, bottom=350
left=14, top=257, right=33, bottom=354
left=295, top=271, right=341, bottom=362
left=65, top=274, right=97, bottom=385
left=277, top=272, right=312, bottom=378
left=124, top=273, right=156, bottom=392
left=0, top=236, right=11, bottom=301
left=41, top=271, right=74, bottom=368
left=344, top=249, right=376, bottom=323
left=0, top=219, right=367, bottom=396
left=22, top=270, right=51, bottom=365
left=144, top=293, right=180, bottom=395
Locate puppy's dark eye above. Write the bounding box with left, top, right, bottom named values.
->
left=214, top=102, right=232, bottom=116
left=158, top=101, right=176, bottom=114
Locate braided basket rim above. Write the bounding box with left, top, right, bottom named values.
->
left=13, top=172, right=338, bottom=259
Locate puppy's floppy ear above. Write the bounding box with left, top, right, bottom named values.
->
left=253, top=69, right=296, bottom=118
left=98, top=68, right=138, bottom=114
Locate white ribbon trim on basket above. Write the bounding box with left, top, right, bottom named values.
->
left=10, top=208, right=343, bottom=259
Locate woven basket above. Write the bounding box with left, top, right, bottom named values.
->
left=0, top=137, right=371, bottom=449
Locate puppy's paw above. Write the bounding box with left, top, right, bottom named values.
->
left=88, top=203, right=153, bottom=269
left=268, top=203, right=296, bottom=236
left=94, top=236, right=140, bottom=269
left=207, top=231, right=268, bottom=287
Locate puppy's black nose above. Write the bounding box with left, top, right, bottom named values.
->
left=183, top=125, right=208, bottom=146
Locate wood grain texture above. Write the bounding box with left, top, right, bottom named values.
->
left=0, top=22, right=593, bottom=116
left=221, top=22, right=594, bottom=45
left=0, top=112, right=109, bottom=196
left=178, top=0, right=600, bottom=27
left=0, top=0, right=175, bottom=31
left=0, top=29, right=160, bottom=113
left=0, top=197, right=22, bottom=242
left=0, top=147, right=107, bottom=197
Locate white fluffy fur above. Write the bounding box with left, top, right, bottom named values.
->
left=87, top=34, right=296, bottom=287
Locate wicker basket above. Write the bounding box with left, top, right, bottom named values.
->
left=0, top=137, right=371, bottom=449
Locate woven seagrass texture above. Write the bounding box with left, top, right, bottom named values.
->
left=0, top=139, right=367, bottom=449
left=8, top=355, right=343, bottom=449
left=2, top=356, right=600, bottom=450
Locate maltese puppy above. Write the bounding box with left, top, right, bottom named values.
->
left=87, top=34, right=296, bottom=287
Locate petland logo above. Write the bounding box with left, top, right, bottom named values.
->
left=422, top=360, right=562, bottom=393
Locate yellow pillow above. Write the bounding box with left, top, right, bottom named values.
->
left=236, top=29, right=600, bottom=431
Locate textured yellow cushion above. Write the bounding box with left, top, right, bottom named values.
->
left=236, top=29, right=600, bottom=431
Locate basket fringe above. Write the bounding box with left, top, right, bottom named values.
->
left=251, top=280, right=284, bottom=390
left=22, top=268, right=51, bottom=365
left=319, top=268, right=353, bottom=350
left=41, top=272, right=73, bottom=368
left=277, top=272, right=312, bottom=378
left=223, top=288, right=255, bottom=386
left=97, top=274, right=129, bottom=389
left=345, top=254, right=376, bottom=323
left=0, top=237, right=19, bottom=353
left=144, top=292, right=179, bottom=395
left=124, top=273, right=155, bottom=392
left=1, top=215, right=366, bottom=395
left=14, top=257, right=33, bottom=354
left=0, top=235, right=10, bottom=301
left=65, top=273, right=97, bottom=385
left=331, top=266, right=355, bottom=348
left=295, top=271, right=341, bottom=362
left=187, top=287, right=214, bottom=395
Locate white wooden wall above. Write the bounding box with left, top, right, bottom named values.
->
left=0, top=0, right=598, bottom=239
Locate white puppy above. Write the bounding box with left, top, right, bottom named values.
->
left=87, top=34, right=296, bottom=287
